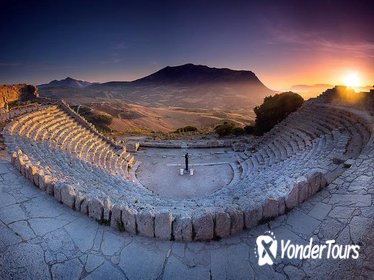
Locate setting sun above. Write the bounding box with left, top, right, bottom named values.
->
left=343, top=72, right=361, bottom=89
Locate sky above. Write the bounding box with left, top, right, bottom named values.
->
left=0, top=0, right=373, bottom=90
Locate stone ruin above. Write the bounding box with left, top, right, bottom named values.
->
left=0, top=84, right=39, bottom=109
left=1, top=89, right=374, bottom=241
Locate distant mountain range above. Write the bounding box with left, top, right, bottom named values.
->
left=38, top=63, right=273, bottom=112
left=39, top=64, right=268, bottom=89
left=38, top=77, right=94, bottom=89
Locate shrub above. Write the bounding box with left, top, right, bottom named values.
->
left=214, top=122, right=235, bottom=137
left=244, top=125, right=255, bottom=134
left=175, top=126, right=198, bottom=133
left=232, top=127, right=245, bottom=136
left=78, top=110, right=113, bottom=133
left=90, top=114, right=112, bottom=126
left=254, top=92, right=304, bottom=135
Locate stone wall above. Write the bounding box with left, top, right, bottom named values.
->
left=0, top=84, right=39, bottom=108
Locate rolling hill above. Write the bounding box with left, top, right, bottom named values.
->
left=38, top=64, right=274, bottom=133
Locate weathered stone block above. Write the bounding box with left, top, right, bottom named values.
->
left=44, top=175, right=54, bottom=195
left=297, top=176, right=309, bottom=203
left=173, top=216, right=193, bottom=241
left=75, top=192, right=85, bottom=212
left=262, top=198, right=279, bottom=219
left=80, top=199, right=89, bottom=215
left=136, top=210, right=155, bottom=238
left=286, top=184, right=299, bottom=210
left=110, top=204, right=123, bottom=228
left=60, top=184, right=76, bottom=209
left=154, top=211, right=173, bottom=240
left=22, top=163, right=29, bottom=177
left=227, top=208, right=244, bottom=235
left=320, top=173, right=327, bottom=189
left=36, top=170, right=45, bottom=190
left=11, top=152, right=17, bottom=165
left=28, top=165, right=38, bottom=182
left=103, top=198, right=112, bottom=222
left=244, top=207, right=262, bottom=229
left=215, top=211, right=231, bottom=238
left=33, top=169, right=40, bottom=186
left=88, top=198, right=104, bottom=221
left=122, top=206, right=137, bottom=234
left=308, top=172, right=320, bottom=195
left=278, top=197, right=286, bottom=215
left=53, top=182, right=64, bottom=202
left=192, top=211, right=214, bottom=240
left=14, top=156, right=22, bottom=171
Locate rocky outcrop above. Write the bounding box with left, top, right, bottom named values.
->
left=0, top=84, right=39, bottom=108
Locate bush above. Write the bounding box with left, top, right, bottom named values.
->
left=244, top=125, right=255, bottom=134
left=254, top=92, right=304, bottom=135
left=214, top=122, right=235, bottom=137
left=175, top=126, right=198, bottom=133
left=90, top=114, right=112, bottom=126
left=232, top=127, right=245, bottom=136
left=77, top=109, right=113, bottom=133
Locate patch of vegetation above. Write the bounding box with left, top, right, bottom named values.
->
left=232, top=127, right=245, bottom=136
left=244, top=125, right=255, bottom=134
left=90, top=114, right=112, bottom=127
left=72, top=105, right=113, bottom=133
left=214, top=121, right=235, bottom=137
left=214, top=121, right=251, bottom=137
left=253, top=92, right=304, bottom=135
left=174, top=126, right=198, bottom=133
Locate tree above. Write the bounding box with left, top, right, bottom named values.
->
left=214, top=122, right=235, bottom=137
left=254, top=92, right=304, bottom=135
left=232, top=127, right=245, bottom=136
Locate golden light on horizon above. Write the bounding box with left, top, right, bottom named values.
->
left=342, top=72, right=361, bottom=90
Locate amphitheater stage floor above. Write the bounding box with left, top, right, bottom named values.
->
left=134, top=148, right=237, bottom=198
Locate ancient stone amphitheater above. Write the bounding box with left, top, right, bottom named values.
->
left=2, top=89, right=373, bottom=246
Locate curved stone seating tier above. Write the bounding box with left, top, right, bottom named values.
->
left=4, top=102, right=373, bottom=241
left=5, top=105, right=134, bottom=176
left=0, top=103, right=41, bottom=123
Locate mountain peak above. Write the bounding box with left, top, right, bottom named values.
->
left=133, top=63, right=261, bottom=85
left=38, top=77, right=92, bottom=89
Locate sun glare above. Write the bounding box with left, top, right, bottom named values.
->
left=342, top=72, right=361, bottom=89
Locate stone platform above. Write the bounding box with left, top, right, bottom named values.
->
left=134, top=148, right=236, bottom=198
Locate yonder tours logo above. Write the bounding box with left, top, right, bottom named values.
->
left=255, top=231, right=360, bottom=266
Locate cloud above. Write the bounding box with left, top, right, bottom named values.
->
left=266, top=26, right=374, bottom=59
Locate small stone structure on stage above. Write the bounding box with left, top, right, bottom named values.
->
left=179, top=153, right=194, bottom=176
